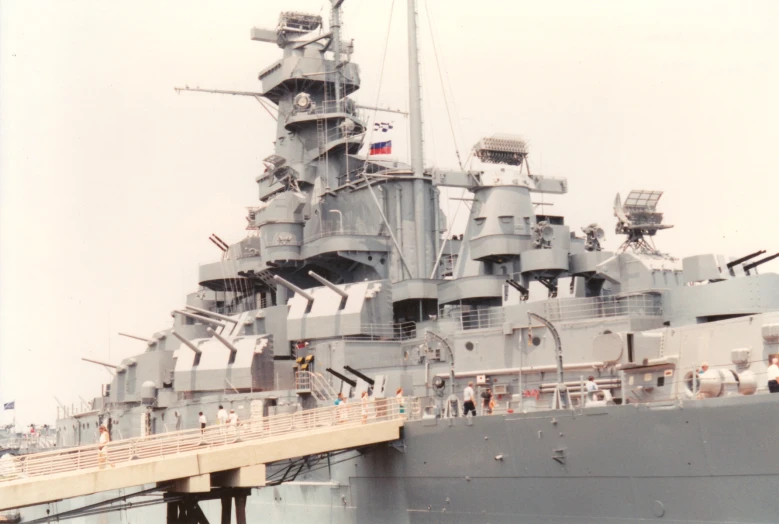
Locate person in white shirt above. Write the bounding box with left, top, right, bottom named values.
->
left=98, top=425, right=112, bottom=469
left=767, top=357, right=779, bottom=393
left=585, top=376, right=599, bottom=401
left=217, top=405, right=228, bottom=425
left=228, top=409, right=238, bottom=426
left=463, top=381, right=476, bottom=416
left=198, top=412, right=207, bottom=433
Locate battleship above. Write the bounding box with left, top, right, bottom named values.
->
left=5, top=1, right=779, bottom=523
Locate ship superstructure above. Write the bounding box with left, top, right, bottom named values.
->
left=32, top=2, right=779, bottom=523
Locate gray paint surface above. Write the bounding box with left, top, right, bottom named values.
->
left=22, top=3, right=779, bottom=523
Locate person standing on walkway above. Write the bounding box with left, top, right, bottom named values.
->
left=217, top=405, right=228, bottom=435
left=199, top=412, right=207, bottom=434
left=336, top=393, right=348, bottom=423
left=585, top=376, right=599, bottom=402
left=97, top=425, right=112, bottom=469
left=481, top=388, right=495, bottom=415
left=217, top=405, right=228, bottom=425
left=396, top=388, right=406, bottom=419
left=768, top=357, right=779, bottom=393
left=463, top=381, right=476, bottom=417
left=361, top=391, right=369, bottom=424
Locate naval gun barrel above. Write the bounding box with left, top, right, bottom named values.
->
left=325, top=368, right=357, bottom=388
left=185, top=305, right=239, bottom=324
left=172, top=310, right=227, bottom=328
left=81, top=357, right=117, bottom=369
left=206, top=327, right=239, bottom=354
left=506, top=279, right=529, bottom=297
left=171, top=331, right=202, bottom=355
left=343, top=365, right=375, bottom=386
left=273, top=275, right=314, bottom=302
left=308, top=271, right=348, bottom=299
left=743, top=252, right=779, bottom=272
left=208, top=237, right=226, bottom=252
left=211, top=233, right=230, bottom=250
left=727, top=250, right=766, bottom=269
left=118, top=332, right=149, bottom=342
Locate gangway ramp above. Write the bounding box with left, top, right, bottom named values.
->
left=0, top=399, right=407, bottom=511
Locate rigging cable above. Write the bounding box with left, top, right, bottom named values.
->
left=253, top=96, right=278, bottom=121
left=420, top=0, right=473, bottom=278
left=357, top=0, right=413, bottom=280
left=422, top=0, right=464, bottom=171
left=363, top=0, right=396, bottom=161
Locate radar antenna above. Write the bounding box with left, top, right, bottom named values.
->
left=614, top=190, right=673, bottom=255
left=473, top=134, right=529, bottom=169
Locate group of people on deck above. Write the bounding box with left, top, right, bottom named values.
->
left=335, top=387, right=406, bottom=424
left=462, top=376, right=602, bottom=416
left=462, top=381, right=499, bottom=416
left=196, top=405, right=239, bottom=434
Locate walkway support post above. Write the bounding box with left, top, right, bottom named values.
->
left=221, top=495, right=231, bottom=524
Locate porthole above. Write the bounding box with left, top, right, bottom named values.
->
left=465, top=341, right=474, bottom=351
left=532, top=336, right=541, bottom=346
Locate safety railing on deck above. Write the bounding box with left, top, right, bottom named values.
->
left=303, top=220, right=388, bottom=244
left=289, top=99, right=362, bottom=119
left=544, top=293, right=662, bottom=323
left=0, top=398, right=416, bottom=483
left=444, top=293, right=663, bottom=331
left=344, top=322, right=417, bottom=341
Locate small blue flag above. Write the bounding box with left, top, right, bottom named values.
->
left=3, top=401, right=14, bottom=410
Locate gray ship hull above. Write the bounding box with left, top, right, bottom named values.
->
left=258, top=394, right=778, bottom=523
left=25, top=394, right=777, bottom=523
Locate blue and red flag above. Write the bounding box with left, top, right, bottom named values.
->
left=370, top=140, right=392, bottom=155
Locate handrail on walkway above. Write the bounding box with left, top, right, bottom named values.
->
left=0, top=397, right=418, bottom=483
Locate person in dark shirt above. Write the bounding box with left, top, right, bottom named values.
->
left=480, top=388, right=493, bottom=415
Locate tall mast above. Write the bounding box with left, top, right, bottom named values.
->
left=331, top=0, right=344, bottom=110
left=408, top=0, right=426, bottom=279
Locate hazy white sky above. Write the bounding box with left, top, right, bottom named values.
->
left=2, top=0, right=778, bottom=426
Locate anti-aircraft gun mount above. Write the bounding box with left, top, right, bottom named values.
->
left=581, top=223, right=605, bottom=252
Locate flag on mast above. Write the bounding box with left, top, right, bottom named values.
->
left=3, top=401, right=14, bottom=410
left=370, top=140, right=392, bottom=155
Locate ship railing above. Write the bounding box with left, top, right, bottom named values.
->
left=444, top=293, right=663, bottom=332
left=318, top=125, right=365, bottom=147
left=288, top=99, right=363, bottom=119
left=294, top=371, right=338, bottom=402
left=304, top=220, right=388, bottom=244
left=0, top=398, right=408, bottom=483
left=543, top=293, right=663, bottom=323
left=344, top=322, right=417, bottom=341
left=443, top=307, right=506, bottom=331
